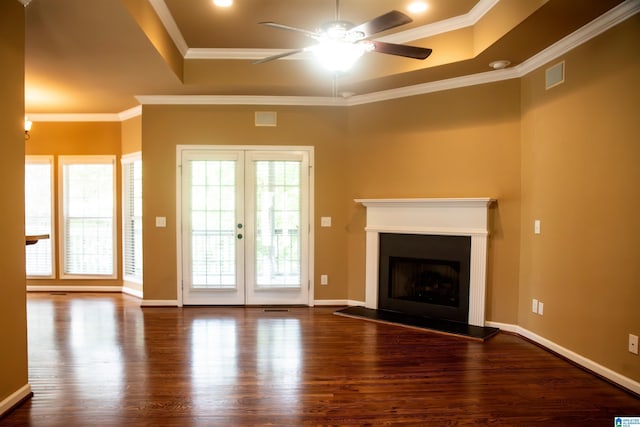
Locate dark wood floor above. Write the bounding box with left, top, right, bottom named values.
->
left=2, top=293, right=637, bottom=426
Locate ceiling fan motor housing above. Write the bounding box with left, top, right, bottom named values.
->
left=318, top=21, right=365, bottom=43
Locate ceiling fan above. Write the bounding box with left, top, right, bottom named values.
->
left=254, top=1, right=433, bottom=72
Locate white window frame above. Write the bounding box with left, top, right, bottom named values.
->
left=59, top=155, right=117, bottom=279
left=121, top=152, right=143, bottom=284
left=25, top=155, right=56, bottom=279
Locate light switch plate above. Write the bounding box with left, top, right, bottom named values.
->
left=320, top=217, right=332, bottom=227
left=155, top=216, right=167, bottom=228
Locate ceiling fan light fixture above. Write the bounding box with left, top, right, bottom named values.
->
left=309, top=41, right=372, bottom=72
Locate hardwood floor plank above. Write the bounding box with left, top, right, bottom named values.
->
left=1, top=293, right=637, bottom=426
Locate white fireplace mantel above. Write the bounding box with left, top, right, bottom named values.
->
left=355, top=198, right=495, bottom=326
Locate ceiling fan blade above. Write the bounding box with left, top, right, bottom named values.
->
left=371, top=41, right=432, bottom=60
left=259, top=22, right=319, bottom=39
left=350, top=10, right=412, bottom=38
left=253, top=49, right=305, bottom=64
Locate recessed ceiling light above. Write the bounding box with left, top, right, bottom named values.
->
left=213, top=0, right=233, bottom=7
left=408, top=2, right=428, bottom=14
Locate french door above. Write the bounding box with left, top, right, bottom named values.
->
left=179, top=147, right=311, bottom=306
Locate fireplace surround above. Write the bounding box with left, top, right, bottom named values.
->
left=355, top=198, right=495, bottom=327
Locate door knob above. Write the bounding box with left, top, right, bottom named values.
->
left=237, top=233, right=243, bottom=239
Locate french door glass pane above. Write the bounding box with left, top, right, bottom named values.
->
left=191, top=160, right=236, bottom=289
left=254, top=160, right=301, bottom=288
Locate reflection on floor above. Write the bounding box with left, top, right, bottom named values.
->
left=2, top=292, right=637, bottom=426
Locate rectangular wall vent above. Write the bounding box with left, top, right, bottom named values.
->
left=545, top=61, right=565, bottom=90
left=255, top=111, right=277, bottom=127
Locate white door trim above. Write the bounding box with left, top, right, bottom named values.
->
left=176, top=144, right=315, bottom=307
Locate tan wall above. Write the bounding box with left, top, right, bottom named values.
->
left=0, top=1, right=28, bottom=407
left=121, top=115, right=142, bottom=154
left=141, top=105, right=349, bottom=300
left=25, top=121, right=123, bottom=287
left=345, top=81, right=523, bottom=322
left=519, top=15, right=640, bottom=382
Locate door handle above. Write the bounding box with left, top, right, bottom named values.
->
left=237, top=223, right=243, bottom=229
left=237, top=233, right=243, bottom=239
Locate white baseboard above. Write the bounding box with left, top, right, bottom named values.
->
left=27, top=284, right=144, bottom=299
left=0, top=384, right=32, bottom=417
left=314, top=299, right=366, bottom=306
left=27, top=285, right=122, bottom=293
left=314, top=299, right=348, bottom=306
left=122, top=286, right=143, bottom=299
left=485, top=321, right=640, bottom=395
left=140, top=299, right=179, bottom=307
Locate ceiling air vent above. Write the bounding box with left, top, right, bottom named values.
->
left=545, top=61, right=565, bottom=90
left=255, top=111, right=277, bottom=127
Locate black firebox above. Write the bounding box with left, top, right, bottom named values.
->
left=378, top=233, right=471, bottom=323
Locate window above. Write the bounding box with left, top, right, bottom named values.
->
left=122, top=153, right=142, bottom=283
left=25, top=156, right=55, bottom=278
left=59, top=156, right=116, bottom=278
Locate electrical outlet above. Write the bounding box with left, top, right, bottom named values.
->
left=532, top=299, right=538, bottom=313
left=629, top=334, right=639, bottom=355
left=155, top=216, right=166, bottom=227
left=537, top=302, right=544, bottom=316
left=534, top=219, right=541, bottom=234
left=320, top=274, right=328, bottom=285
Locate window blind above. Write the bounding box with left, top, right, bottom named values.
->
left=25, top=157, right=54, bottom=277
left=122, top=156, right=142, bottom=282
left=61, top=156, right=115, bottom=277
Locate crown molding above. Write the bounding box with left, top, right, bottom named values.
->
left=136, top=95, right=347, bottom=107
left=148, top=0, right=189, bottom=56
left=346, top=68, right=520, bottom=106
left=516, top=0, right=640, bottom=76
left=185, top=48, right=312, bottom=61
left=379, top=0, right=498, bottom=44
left=26, top=113, right=123, bottom=122
left=118, top=105, right=143, bottom=120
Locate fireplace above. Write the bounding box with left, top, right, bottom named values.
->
left=355, top=198, right=494, bottom=327
left=378, top=233, right=471, bottom=323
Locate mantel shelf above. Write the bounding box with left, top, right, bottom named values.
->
left=355, top=198, right=495, bottom=208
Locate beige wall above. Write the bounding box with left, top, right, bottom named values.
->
left=0, top=1, right=28, bottom=407
left=141, top=105, right=349, bottom=300
left=122, top=115, right=142, bottom=155
left=25, top=121, right=123, bottom=287
left=345, top=81, right=523, bottom=322
left=519, top=15, right=640, bottom=382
